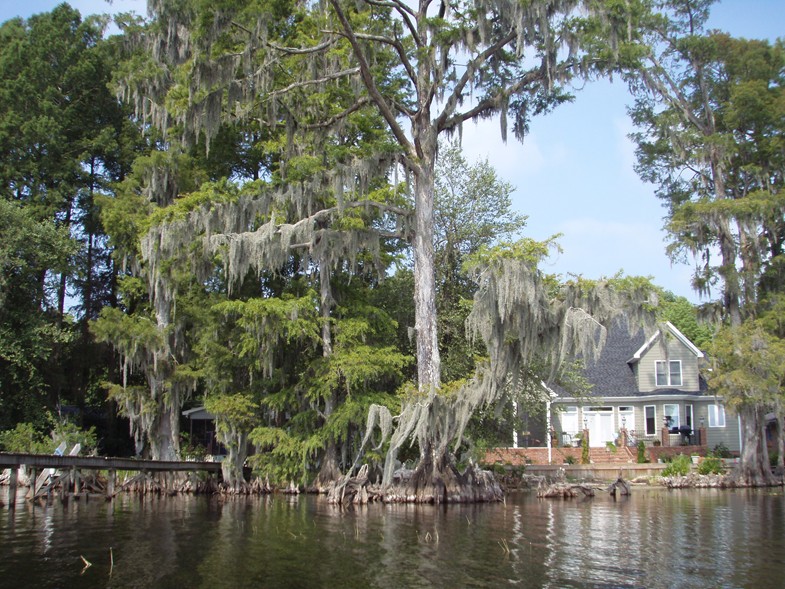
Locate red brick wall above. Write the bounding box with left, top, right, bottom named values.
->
left=647, top=445, right=707, bottom=462
left=484, top=447, right=585, bottom=466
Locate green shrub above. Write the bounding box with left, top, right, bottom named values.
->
left=580, top=435, right=590, bottom=465
left=51, top=420, right=98, bottom=455
left=636, top=440, right=648, bottom=463
left=712, top=442, right=732, bottom=458
left=697, top=456, right=723, bottom=475
left=661, top=454, right=691, bottom=476
left=0, top=422, right=51, bottom=453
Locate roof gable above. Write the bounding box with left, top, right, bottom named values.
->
left=627, top=321, right=704, bottom=364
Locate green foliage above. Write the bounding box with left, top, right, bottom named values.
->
left=661, top=454, right=691, bottom=477
left=708, top=322, right=785, bottom=412
left=248, top=426, right=309, bottom=486
left=0, top=422, right=51, bottom=454
left=697, top=456, right=723, bottom=475
left=581, top=434, right=590, bottom=465
left=658, top=293, right=713, bottom=349
left=637, top=440, right=649, bottom=464
left=50, top=420, right=99, bottom=455
left=204, top=394, right=258, bottom=433
left=711, top=442, right=733, bottom=459
left=0, top=200, right=77, bottom=428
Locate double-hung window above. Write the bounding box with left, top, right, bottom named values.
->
left=644, top=405, right=657, bottom=436
left=655, top=360, right=682, bottom=387
left=708, top=404, right=726, bottom=428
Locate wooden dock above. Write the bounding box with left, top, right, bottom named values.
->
left=0, top=452, right=222, bottom=504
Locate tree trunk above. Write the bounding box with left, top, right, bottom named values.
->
left=149, top=401, right=180, bottom=462
left=736, top=404, right=776, bottom=486
left=220, top=430, right=249, bottom=493
left=311, top=439, right=342, bottom=493
left=775, top=408, right=784, bottom=478
left=412, top=134, right=440, bottom=392
left=383, top=441, right=503, bottom=504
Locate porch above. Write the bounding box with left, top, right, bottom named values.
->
left=485, top=426, right=711, bottom=466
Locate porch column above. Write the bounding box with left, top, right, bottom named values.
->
left=546, top=399, right=552, bottom=464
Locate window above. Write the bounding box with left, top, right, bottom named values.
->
left=619, top=406, right=634, bottom=430
left=655, top=360, right=682, bottom=387
left=685, top=404, right=693, bottom=429
left=561, top=406, right=579, bottom=434
left=644, top=405, right=657, bottom=436
left=664, top=404, right=680, bottom=430
left=708, top=404, right=726, bottom=428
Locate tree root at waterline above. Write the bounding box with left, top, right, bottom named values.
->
left=328, top=460, right=503, bottom=505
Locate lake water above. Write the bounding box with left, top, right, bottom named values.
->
left=1, top=486, right=783, bottom=588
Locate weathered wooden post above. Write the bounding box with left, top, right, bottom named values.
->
left=8, top=467, right=17, bottom=509
left=72, top=465, right=79, bottom=497
left=26, top=467, right=36, bottom=500
left=107, top=470, right=116, bottom=499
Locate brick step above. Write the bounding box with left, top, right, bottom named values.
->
left=589, top=448, right=635, bottom=463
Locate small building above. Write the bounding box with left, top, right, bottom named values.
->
left=182, top=406, right=226, bottom=458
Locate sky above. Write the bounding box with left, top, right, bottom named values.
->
left=1, top=0, right=782, bottom=302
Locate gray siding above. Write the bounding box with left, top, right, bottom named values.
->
left=637, top=336, right=701, bottom=392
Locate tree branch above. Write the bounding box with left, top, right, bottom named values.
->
left=268, top=67, right=361, bottom=98
left=328, top=0, right=414, bottom=159
left=434, top=30, right=517, bottom=130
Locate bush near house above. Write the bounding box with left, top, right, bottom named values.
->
left=661, top=454, right=691, bottom=476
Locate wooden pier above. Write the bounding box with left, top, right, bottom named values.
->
left=0, top=452, right=223, bottom=504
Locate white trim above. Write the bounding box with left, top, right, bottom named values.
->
left=655, top=359, right=683, bottom=387
left=644, top=404, right=657, bottom=436
left=546, top=399, right=552, bottom=464
left=552, top=394, right=709, bottom=403
left=628, top=321, right=704, bottom=363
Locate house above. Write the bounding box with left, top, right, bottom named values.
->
left=549, top=319, right=741, bottom=453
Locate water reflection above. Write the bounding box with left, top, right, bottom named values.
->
left=0, top=487, right=783, bottom=588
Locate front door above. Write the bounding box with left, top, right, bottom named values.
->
left=585, top=407, right=614, bottom=447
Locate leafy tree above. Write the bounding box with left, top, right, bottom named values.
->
left=626, top=0, right=785, bottom=484
left=709, top=322, right=785, bottom=482
left=0, top=6, right=145, bottom=451
left=659, top=293, right=713, bottom=349
left=123, top=0, right=650, bottom=500
left=434, top=141, right=525, bottom=382
left=0, top=200, right=75, bottom=429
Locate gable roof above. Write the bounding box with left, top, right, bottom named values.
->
left=627, top=321, right=704, bottom=364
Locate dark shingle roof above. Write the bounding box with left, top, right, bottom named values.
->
left=581, top=319, right=645, bottom=397
left=550, top=318, right=706, bottom=399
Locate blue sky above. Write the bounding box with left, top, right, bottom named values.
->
left=2, top=1, right=782, bottom=302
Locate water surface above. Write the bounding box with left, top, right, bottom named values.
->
left=1, top=486, right=782, bottom=588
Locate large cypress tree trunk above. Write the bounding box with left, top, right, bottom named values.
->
left=220, top=429, right=249, bottom=493
left=382, top=441, right=503, bottom=504
left=412, top=147, right=441, bottom=392
left=736, top=405, right=776, bottom=486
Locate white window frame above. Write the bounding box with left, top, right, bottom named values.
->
left=663, top=404, right=680, bottom=430
left=618, top=406, right=634, bottom=431
left=655, top=360, right=683, bottom=387
left=561, top=406, right=579, bottom=434
left=708, top=404, right=726, bottom=428
left=644, top=405, right=657, bottom=436
left=685, top=404, right=693, bottom=429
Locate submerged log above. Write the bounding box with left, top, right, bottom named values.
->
left=537, top=481, right=596, bottom=498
